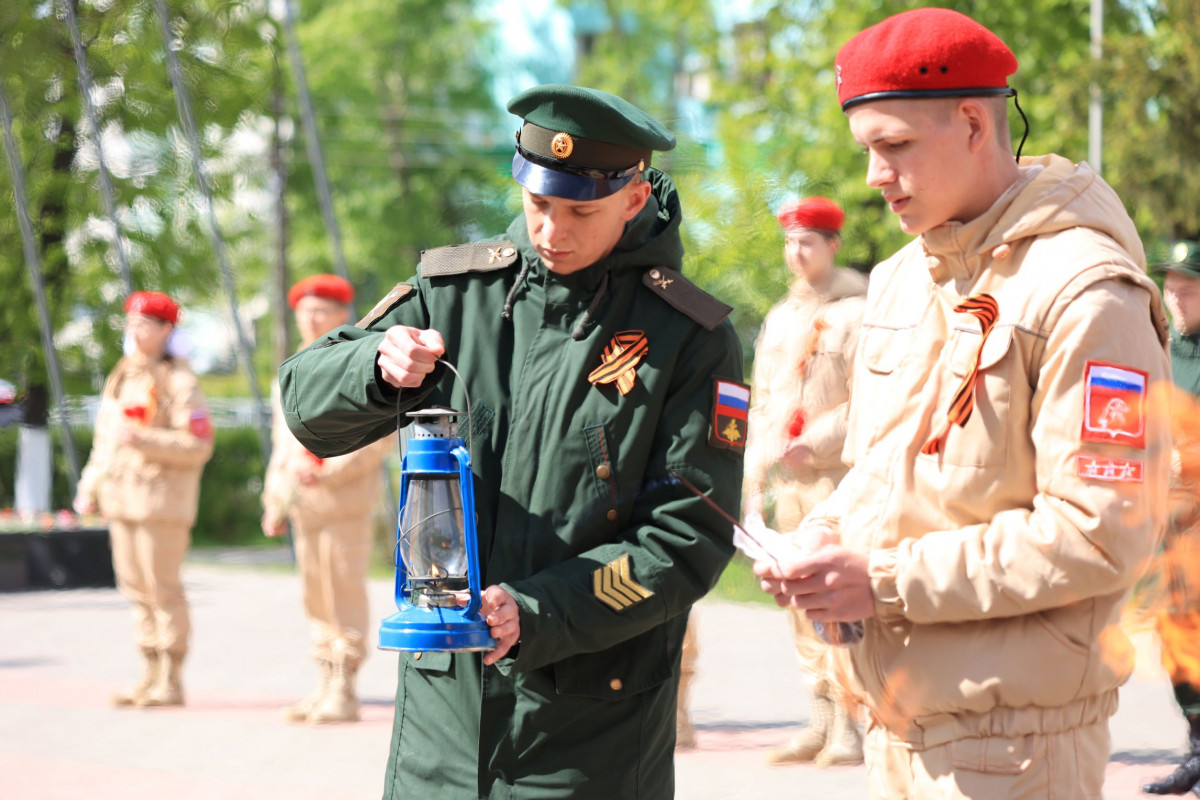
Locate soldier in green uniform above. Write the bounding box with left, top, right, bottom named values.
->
left=279, top=85, right=744, bottom=799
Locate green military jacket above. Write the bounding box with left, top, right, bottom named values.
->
left=279, top=170, right=744, bottom=800
left=1172, top=333, right=1200, bottom=397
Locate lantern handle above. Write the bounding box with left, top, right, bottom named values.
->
left=393, top=356, right=474, bottom=466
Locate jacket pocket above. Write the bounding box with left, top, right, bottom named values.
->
left=860, top=324, right=913, bottom=375
left=554, top=624, right=673, bottom=701
left=949, top=733, right=1045, bottom=776
left=581, top=423, right=620, bottom=528
left=401, top=650, right=453, bottom=673
left=927, top=325, right=1017, bottom=467
left=464, top=401, right=494, bottom=452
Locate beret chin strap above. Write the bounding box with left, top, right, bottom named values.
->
left=1010, top=88, right=1030, bottom=162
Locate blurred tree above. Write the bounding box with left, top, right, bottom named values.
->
left=0, top=0, right=275, bottom=403
left=1104, top=0, right=1200, bottom=248
left=283, top=0, right=512, bottom=311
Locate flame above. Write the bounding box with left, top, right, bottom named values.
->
left=430, top=563, right=443, bottom=579
left=1157, top=613, right=1200, bottom=687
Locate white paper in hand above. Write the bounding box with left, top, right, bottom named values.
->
left=734, top=513, right=801, bottom=563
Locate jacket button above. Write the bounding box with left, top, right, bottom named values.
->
left=649, top=269, right=661, bottom=281
left=606, top=509, right=617, bottom=522
left=609, top=678, right=623, bottom=692
left=595, top=464, right=611, bottom=480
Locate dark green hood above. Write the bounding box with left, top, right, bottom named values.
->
left=505, top=167, right=685, bottom=277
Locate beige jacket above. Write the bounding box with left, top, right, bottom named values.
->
left=262, top=382, right=393, bottom=527
left=745, top=268, right=867, bottom=496
left=811, top=155, right=1172, bottom=747
left=78, top=355, right=214, bottom=525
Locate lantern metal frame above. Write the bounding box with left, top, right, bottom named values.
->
left=378, top=408, right=495, bottom=652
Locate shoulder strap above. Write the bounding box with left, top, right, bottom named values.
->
left=420, top=241, right=520, bottom=278
left=642, top=267, right=733, bottom=331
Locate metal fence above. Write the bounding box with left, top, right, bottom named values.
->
left=54, top=396, right=271, bottom=430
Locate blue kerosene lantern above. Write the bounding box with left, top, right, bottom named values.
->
left=378, top=408, right=495, bottom=652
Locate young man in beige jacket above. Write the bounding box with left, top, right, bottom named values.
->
left=262, top=274, right=393, bottom=723
left=75, top=291, right=214, bottom=708
left=744, top=196, right=866, bottom=766
left=756, top=9, right=1171, bottom=799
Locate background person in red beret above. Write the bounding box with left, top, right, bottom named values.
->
left=261, top=274, right=394, bottom=724
left=740, top=196, right=866, bottom=767
left=755, top=8, right=1172, bottom=798
left=74, top=291, right=214, bottom=708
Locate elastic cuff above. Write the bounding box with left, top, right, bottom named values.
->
left=869, top=548, right=905, bottom=620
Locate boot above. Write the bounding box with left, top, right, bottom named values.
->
left=1144, top=716, right=1200, bottom=795
left=284, top=660, right=334, bottom=723
left=767, top=690, right=832, bottom=765
left=111, top=648, right=159, bottom=707
left=137, top=652, right=184, bottom=707
left=815, top=698, right=864, bottom=767
left=309, top=658, right=360, bottom=723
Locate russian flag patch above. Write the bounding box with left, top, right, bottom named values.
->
left=710, top=379, right=750, bottom=451
left=1081, top=361, right=1147, bottom=449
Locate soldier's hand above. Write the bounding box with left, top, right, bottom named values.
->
left=478, top=585, right=520, bottom=666
left=780, top=442, right=813, bottom=471
left=754, top=544, right=876, bottom=623
left=261, top=509, right=287, bottom=538
left=377, top=326, right=445, bottom=389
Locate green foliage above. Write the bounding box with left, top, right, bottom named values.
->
left=285, top=0, right=513, bottom=284
left=0, top=0, right=276, bottom=398
left=192, top=426, right=266, bottom=545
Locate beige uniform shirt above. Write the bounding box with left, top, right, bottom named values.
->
left=78, top=356, right=213, bottom=525
left=262, top=383, right=393, bottom=527
left=810, top=155, right=1171, bottom=746
left=745, top=267, right=867, bottom=506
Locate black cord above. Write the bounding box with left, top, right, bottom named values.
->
left=1012, top=89, right=1030, bottom=162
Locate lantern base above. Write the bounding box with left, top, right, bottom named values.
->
left=378, top=604, right=497, bottom=653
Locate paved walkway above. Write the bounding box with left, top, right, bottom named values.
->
left=0, top=561, right=1188, bottom=799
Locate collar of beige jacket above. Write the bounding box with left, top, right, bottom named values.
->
left=921, top=163, right=1045, bottom=284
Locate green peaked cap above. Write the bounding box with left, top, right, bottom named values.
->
left=1156, top=240, right=1200, bottom=279
left=507, top=84, right=676, bottom=153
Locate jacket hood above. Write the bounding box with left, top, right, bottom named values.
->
left=923, top=155, right=1146, bottom=280
left=505, top=167, right=685, bottom=280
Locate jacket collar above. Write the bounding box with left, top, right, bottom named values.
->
left=921, top=164, right=1043, bottom=284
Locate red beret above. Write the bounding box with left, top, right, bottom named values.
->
left=777, top=197, right=845, bottom=234
left=836, top=8, right=1018, bottom=111
left=124, top=291, right=180, bottom=324
left=288, top=274, right=354, bottom=309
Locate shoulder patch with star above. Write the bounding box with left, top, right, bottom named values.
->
left=709, top=378, right=750, bottom=451
left=642, top=267, right=733, bottom=331
left=419, top=240, right=519, bottom=278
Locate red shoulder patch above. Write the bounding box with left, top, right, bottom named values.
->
left=1081, top=361, right=1147, bottom=449
left=188, top=409, right=213, bottom=440
left=709, top=379, right=750, bottom=451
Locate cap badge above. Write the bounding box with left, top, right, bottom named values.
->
left=1175, top=242, right=1191, bottom=263
left=551, top=132, right=574, bottom=159
left=836, top=64, right=843, bottom=92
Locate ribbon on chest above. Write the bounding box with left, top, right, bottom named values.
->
left=588, top=330, right=649, bottom=396
left=922, top=293, right=999, bottom=456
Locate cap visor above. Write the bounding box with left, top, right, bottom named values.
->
left=511, top=151, right=632, bottom=201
